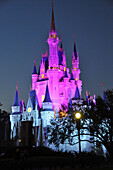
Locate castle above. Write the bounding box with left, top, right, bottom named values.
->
left=10, top=2, right=90, bottom=150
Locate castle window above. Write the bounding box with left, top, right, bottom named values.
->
left=41, top=74, right=44, bottom=79
left=41, top=69, right=44, bottom=72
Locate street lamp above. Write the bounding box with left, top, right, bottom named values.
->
left=75, top=112, right=81, bottom=154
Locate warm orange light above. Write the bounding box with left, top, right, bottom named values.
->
left=59, top=111, right=67, bottom=118
left=41, top=69, right=44, bottom=72
left=27, top=107, right=32, bottom=113
left=53, top=34, right=56, bottom=38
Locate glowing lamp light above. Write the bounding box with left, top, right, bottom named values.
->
left=75, top=112, right=81, bottom=119
left=42, top=95, right=45, bottom=102
left=75, top=78, right=78, bottom=81
left=64, top=67, right=66, bottom=71
left=27, top=107, right=32, bottom=113
left=19, top=139, right=21, bottom=143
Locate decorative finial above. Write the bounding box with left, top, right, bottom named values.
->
left=73, top=35, right=75, bottom=43
left=16, top=81, right=18, bottom=91
left=34, top=59, right=36, bottom=66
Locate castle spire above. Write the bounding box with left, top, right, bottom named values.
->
left=50, top=0, right=56, bottom=32
left=13, top=84, right=20, bottom=106
left=32, top=59, right=37, bottom=74
left=43, top=85, right=52, bottom=102
left=74, top=85, right=81, bottom=100
left=73, top=35, right=77, bottom=60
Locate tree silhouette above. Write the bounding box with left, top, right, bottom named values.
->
left=46, top=90, right=113, bottom=158
left=85, top=90, right=113, bottom=158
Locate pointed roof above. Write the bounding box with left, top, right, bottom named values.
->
left=74, top=40, right=77, bottom=60
left=29, top=90, right=39, bottom=110
left=32, top=60, right=37, bottom=74
left=103, top=90, right=107, bottom=103
left=74, top=86, right=81, bottom=100
left=43, top=85, right=52, bottom=102
left=13, top=86, right=20, bottom=106
left=70, top=72, right=74, bottom=80
left=50, top=0, right=56, bottom=32
left=27, top=96, right=33, bottom=110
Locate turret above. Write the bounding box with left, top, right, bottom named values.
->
left=71, top=38, right=82, bottom=95
left=26, top=96, right=33, bottom=113
left=12, top=83, right=20, bottom=113
left=40, top=58, right=45, bottom=79
left=72, top=39, right=80, bottom=78
left=10, top=83, right=21, bottom=139
left=42, top=85, right=53, bottom=110
left=41, top=85, right=54, bottom=128
left=32, top=60, right=38, bottom=90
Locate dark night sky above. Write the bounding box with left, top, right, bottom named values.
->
left=0, top=0, right=113, bottom=112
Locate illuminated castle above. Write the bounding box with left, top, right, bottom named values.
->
left=10, top=2, right=84, bottom=149
left=32, top=4, right=82, bottom=111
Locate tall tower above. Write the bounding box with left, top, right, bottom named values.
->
left=11, top=83, right=20, bottom=113
left=10, top=84, right=21, bottom=139
left=72, top=39, right=82, bottom=94
left=47, top=1, right=60, bottom=110
left=47, top=1, right=59, bottom=68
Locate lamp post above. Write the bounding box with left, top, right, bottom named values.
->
left=75, top=112, right=81, bottom=154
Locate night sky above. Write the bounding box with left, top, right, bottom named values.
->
left=0, top=0, right=113, bottom=112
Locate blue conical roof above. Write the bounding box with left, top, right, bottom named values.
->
left=74, top=86, right=81, bottom=100
left=74, top=41, right=77, bottom=60
left=32, top=60, right=37, bottom=74
left=103, top=90, right=107, bottom=103
left=13, top=90, right=20, bottom=106
left=27, top=96, right=33, bottom=110
left=64, top=70, right=68, bottom=78
left=86, top=95, right=90, bottom=105
left=29, top=90, right=39, bottom=110
left=70, top=73, right=74, bottom=80
left=43, top=85, right=52, bottom=102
